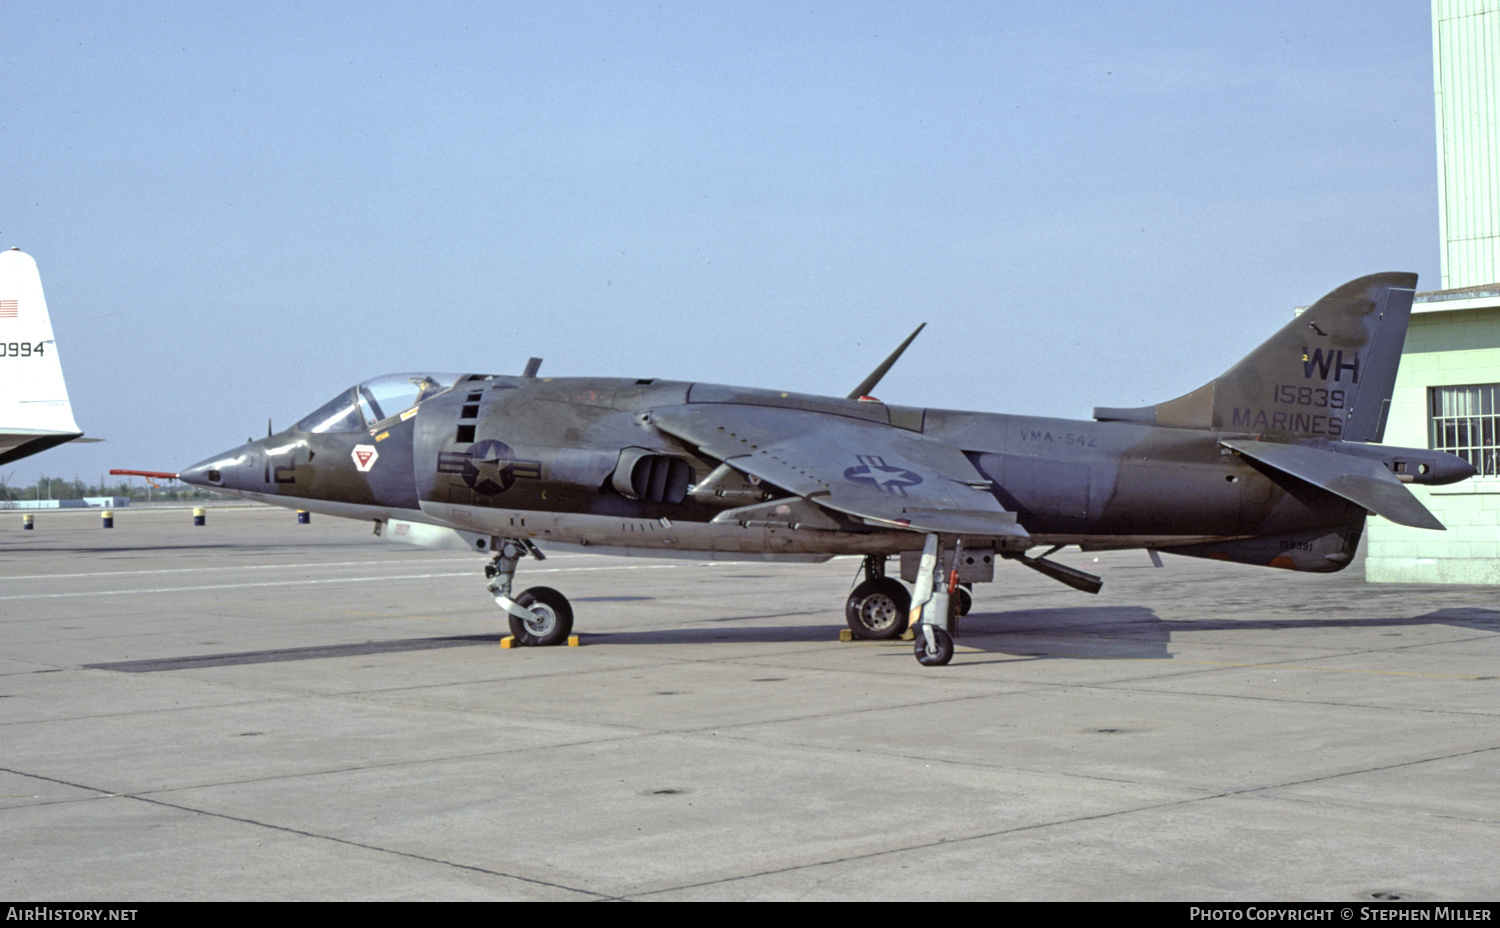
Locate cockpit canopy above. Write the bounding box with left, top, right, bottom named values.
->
left=295, top=373, right=465, bottom=434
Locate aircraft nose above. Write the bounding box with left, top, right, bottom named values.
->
left=180, top=446, right=249, bottom=492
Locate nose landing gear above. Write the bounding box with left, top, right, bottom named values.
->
left=485, top=538, right=574, bottom=646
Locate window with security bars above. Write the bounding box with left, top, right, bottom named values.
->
left=1430, top=384, right=1500, bottom=476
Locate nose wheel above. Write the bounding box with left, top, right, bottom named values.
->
left=486, top=539, right=574, bottom=647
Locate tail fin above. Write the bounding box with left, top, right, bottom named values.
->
left=0, top=249, right=85, bottom=465
left=1094, top=272, right=1417, bottom=442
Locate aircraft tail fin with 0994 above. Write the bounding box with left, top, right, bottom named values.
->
left=0, top=248, right=92, bottom=465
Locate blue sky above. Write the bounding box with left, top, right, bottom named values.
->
left=3, top=2, right=1439, bottom=485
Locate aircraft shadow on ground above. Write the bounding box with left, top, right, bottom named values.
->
left=86, top=635, right=502, bottom=673
left=0, top=542, right=251, bottom=554
left=545, top=607, right=1179, bottom=657
left=79, top=608, right=1500, bottom=673
left=579, top=619, right=844, bottom=648
left=952, top=606, right=1171, bottom=661
left=1150, top=606, right=1500, bottom=634
left=950, top=605, right=1500, bottom=664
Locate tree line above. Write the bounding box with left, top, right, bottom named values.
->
left=0, top=473, right=226, bottom=502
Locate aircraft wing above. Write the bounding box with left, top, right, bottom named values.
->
left=650, top=404, right=1027, bottom=538
left=1220, top=438, right=1444, bottom=530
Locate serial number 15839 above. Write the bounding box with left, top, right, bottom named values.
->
left=1273, top=384, right=1344, bottom=408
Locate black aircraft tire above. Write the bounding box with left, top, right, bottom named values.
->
left=509, top=586, right=574, bottom=646
left=845, top=577, right=911, bottom=639
left=956, top=585, right=973, bottom=617
left=914, top=625, right=954, bottom=666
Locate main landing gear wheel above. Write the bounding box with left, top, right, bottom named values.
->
left=914, top=624, right=954, bottom=666
left=845, top=577, right=911, bottom=639
left=508, top=586, right=574, bottom=647
left=956, top=584, right=973, bottom=617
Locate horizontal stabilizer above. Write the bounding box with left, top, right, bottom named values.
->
left=1221, top=439, right=1444, bottom=530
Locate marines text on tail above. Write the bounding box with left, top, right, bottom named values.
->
left=181, top=273, right=1475, bottom=666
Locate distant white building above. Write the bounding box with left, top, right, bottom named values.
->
left=0, top=497, right=130, bottom=510
left=1365, top=0, right=1500, bottom=583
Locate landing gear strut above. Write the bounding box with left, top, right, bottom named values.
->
left=845, top=555, right=911, bottom=639
left=909, top=534, right=958, bottom=667
left=485, top=538, right=574, bottom=646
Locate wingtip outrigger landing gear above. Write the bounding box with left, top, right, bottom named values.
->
left=485, top=538, right=574, bottom=646
left=915, top=623, right=955, bottom=666
left=910, top=533, right=959, bottom=667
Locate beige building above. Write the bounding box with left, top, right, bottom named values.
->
left=1364, top=0, right=1500, bottom=583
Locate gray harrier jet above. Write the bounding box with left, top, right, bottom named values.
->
left=180, top=272, right=1474, bottom=666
